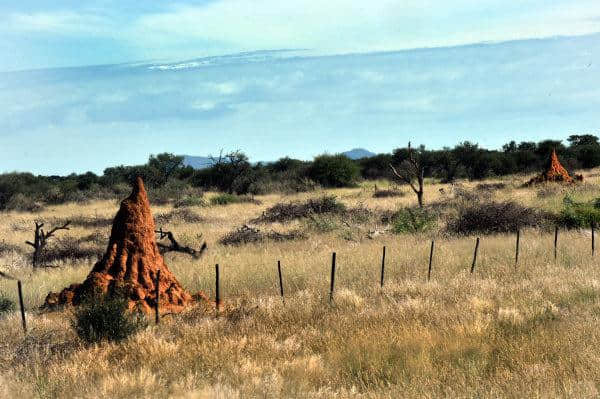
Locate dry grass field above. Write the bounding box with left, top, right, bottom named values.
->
left=2, top=172, right=600, bottom=398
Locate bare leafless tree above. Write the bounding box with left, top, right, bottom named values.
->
left=389, top=142, right=425, bottom=208
left=155, top=228, right=207, bottom=258
left=25, top=221, right=71, bottom=268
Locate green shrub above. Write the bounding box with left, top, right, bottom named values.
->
left=308, top=154, right=360, bottom=187
left=392, top=208, right=437, bottom=234
left=210, top=194, right=260, bottom=206
left=558, top=195, right=600, bottom=228
left=306, top=215, right=339, bottom=232
left=210, top=193, right=238, bottom=205
left=0, top=293, right=15, bottom=316
left=73, top=293, right=147, bottom=344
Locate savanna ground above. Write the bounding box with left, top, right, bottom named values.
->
left=2, top=172, right=600, bottom=398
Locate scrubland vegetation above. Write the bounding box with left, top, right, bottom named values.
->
left=3, top=134, right=600, bottom=213
left=2, top=164, right=600, bottom=397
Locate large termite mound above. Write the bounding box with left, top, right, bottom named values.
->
left=527, top=149, right=575, bottom=185
left=44, top=177, right=195, bottom=313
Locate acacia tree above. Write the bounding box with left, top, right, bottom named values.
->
left=148, top=153, right=185, bottom=186
left=389, top=142, right=425, bottom=208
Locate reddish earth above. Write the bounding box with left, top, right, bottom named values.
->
left=528, top=150, right=575, bottom=185
left=45, top=177, right=202, bottom=313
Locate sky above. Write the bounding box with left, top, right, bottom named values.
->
left=1, top=1, right=600, bottom=174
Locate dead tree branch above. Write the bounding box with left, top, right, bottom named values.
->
left=25, top=221, right=71, bottom=268
left=389, top=142, right=425, bottom=208
left=0, top=270, right=17, bottom=280
left=155, top=228, right=207, bottom=258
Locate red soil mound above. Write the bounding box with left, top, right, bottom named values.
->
left=44, top=177, right=198, bottom=313
left=528, top=150, right=574, bottom=185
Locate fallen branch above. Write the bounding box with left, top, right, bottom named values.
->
left=0, top=270, right=17, bottom=280
left=155, top=228, right=207, bottom=258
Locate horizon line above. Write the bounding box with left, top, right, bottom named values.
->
left=1, top=134, right=589, bottom=177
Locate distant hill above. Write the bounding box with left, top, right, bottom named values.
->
left=182, top=155, right=214, bottom=169
left=183, top=148, right=376, bottom=169
left=341, top=148, right=376, bottom=160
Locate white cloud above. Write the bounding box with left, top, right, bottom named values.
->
left=125, top=0, right=600, bottom=56
left=190, top=100, right=216, bottom=111
left=210, top=82, right=240, bottom=95
left=5, top=11, right=110, bottom=34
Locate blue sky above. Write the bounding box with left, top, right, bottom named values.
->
left=1, top=1, right=600, bottom=174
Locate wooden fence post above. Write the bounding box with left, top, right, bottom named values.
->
left=470, top=237, right=480, bottom=274
left=380, top=246, right=386, bottom=288
left=515, top=229, right=520, bottom=267
left=154, top=269, right=160, bottom=325
left=277, top=260, right=285, bottom=304
left=554, top=226, right=559, bottom=261
left=17, top=280, right=26, bottom=334
left=428, top=241, right=435, bottom=282
left=215, top=264, right=220, bottom=313
left=329, top=252, right=336, bottom=303
left=592, top=222, right=595, bottom=256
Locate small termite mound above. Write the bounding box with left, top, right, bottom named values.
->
left=527, top=149, right=578, bottom=185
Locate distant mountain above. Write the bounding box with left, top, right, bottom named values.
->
left=183, top=149, right=376, bottom=169
left=182, top=155, right=214, bottom=169
left=342, top=148, right=376, bottom=160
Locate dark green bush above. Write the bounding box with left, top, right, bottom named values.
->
left=4, top=193, right=43, bottom=212
left=219, top=225, right=306, bottom=245
left=308, top=154, right=360, bottom=187
left=73, top=293, right=147, bottom=344
left=392, top=208, right=437, bottom=234
left=190, top=151, right=260, bottom=194
left=448, top=201, right=551, bottom=234
left=253, top=195, right=347, bottom=223
left=558, top=195, right=600, bottom=228
left=0, top=293, right=15, bottom=316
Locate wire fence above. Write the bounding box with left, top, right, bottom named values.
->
left=1, top=223, right=596, bottom=334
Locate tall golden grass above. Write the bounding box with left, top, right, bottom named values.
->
left=2, top=174, right=600, bottom=398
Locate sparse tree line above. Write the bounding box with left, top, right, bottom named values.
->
left=1, top=134, right=599, bottom=212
